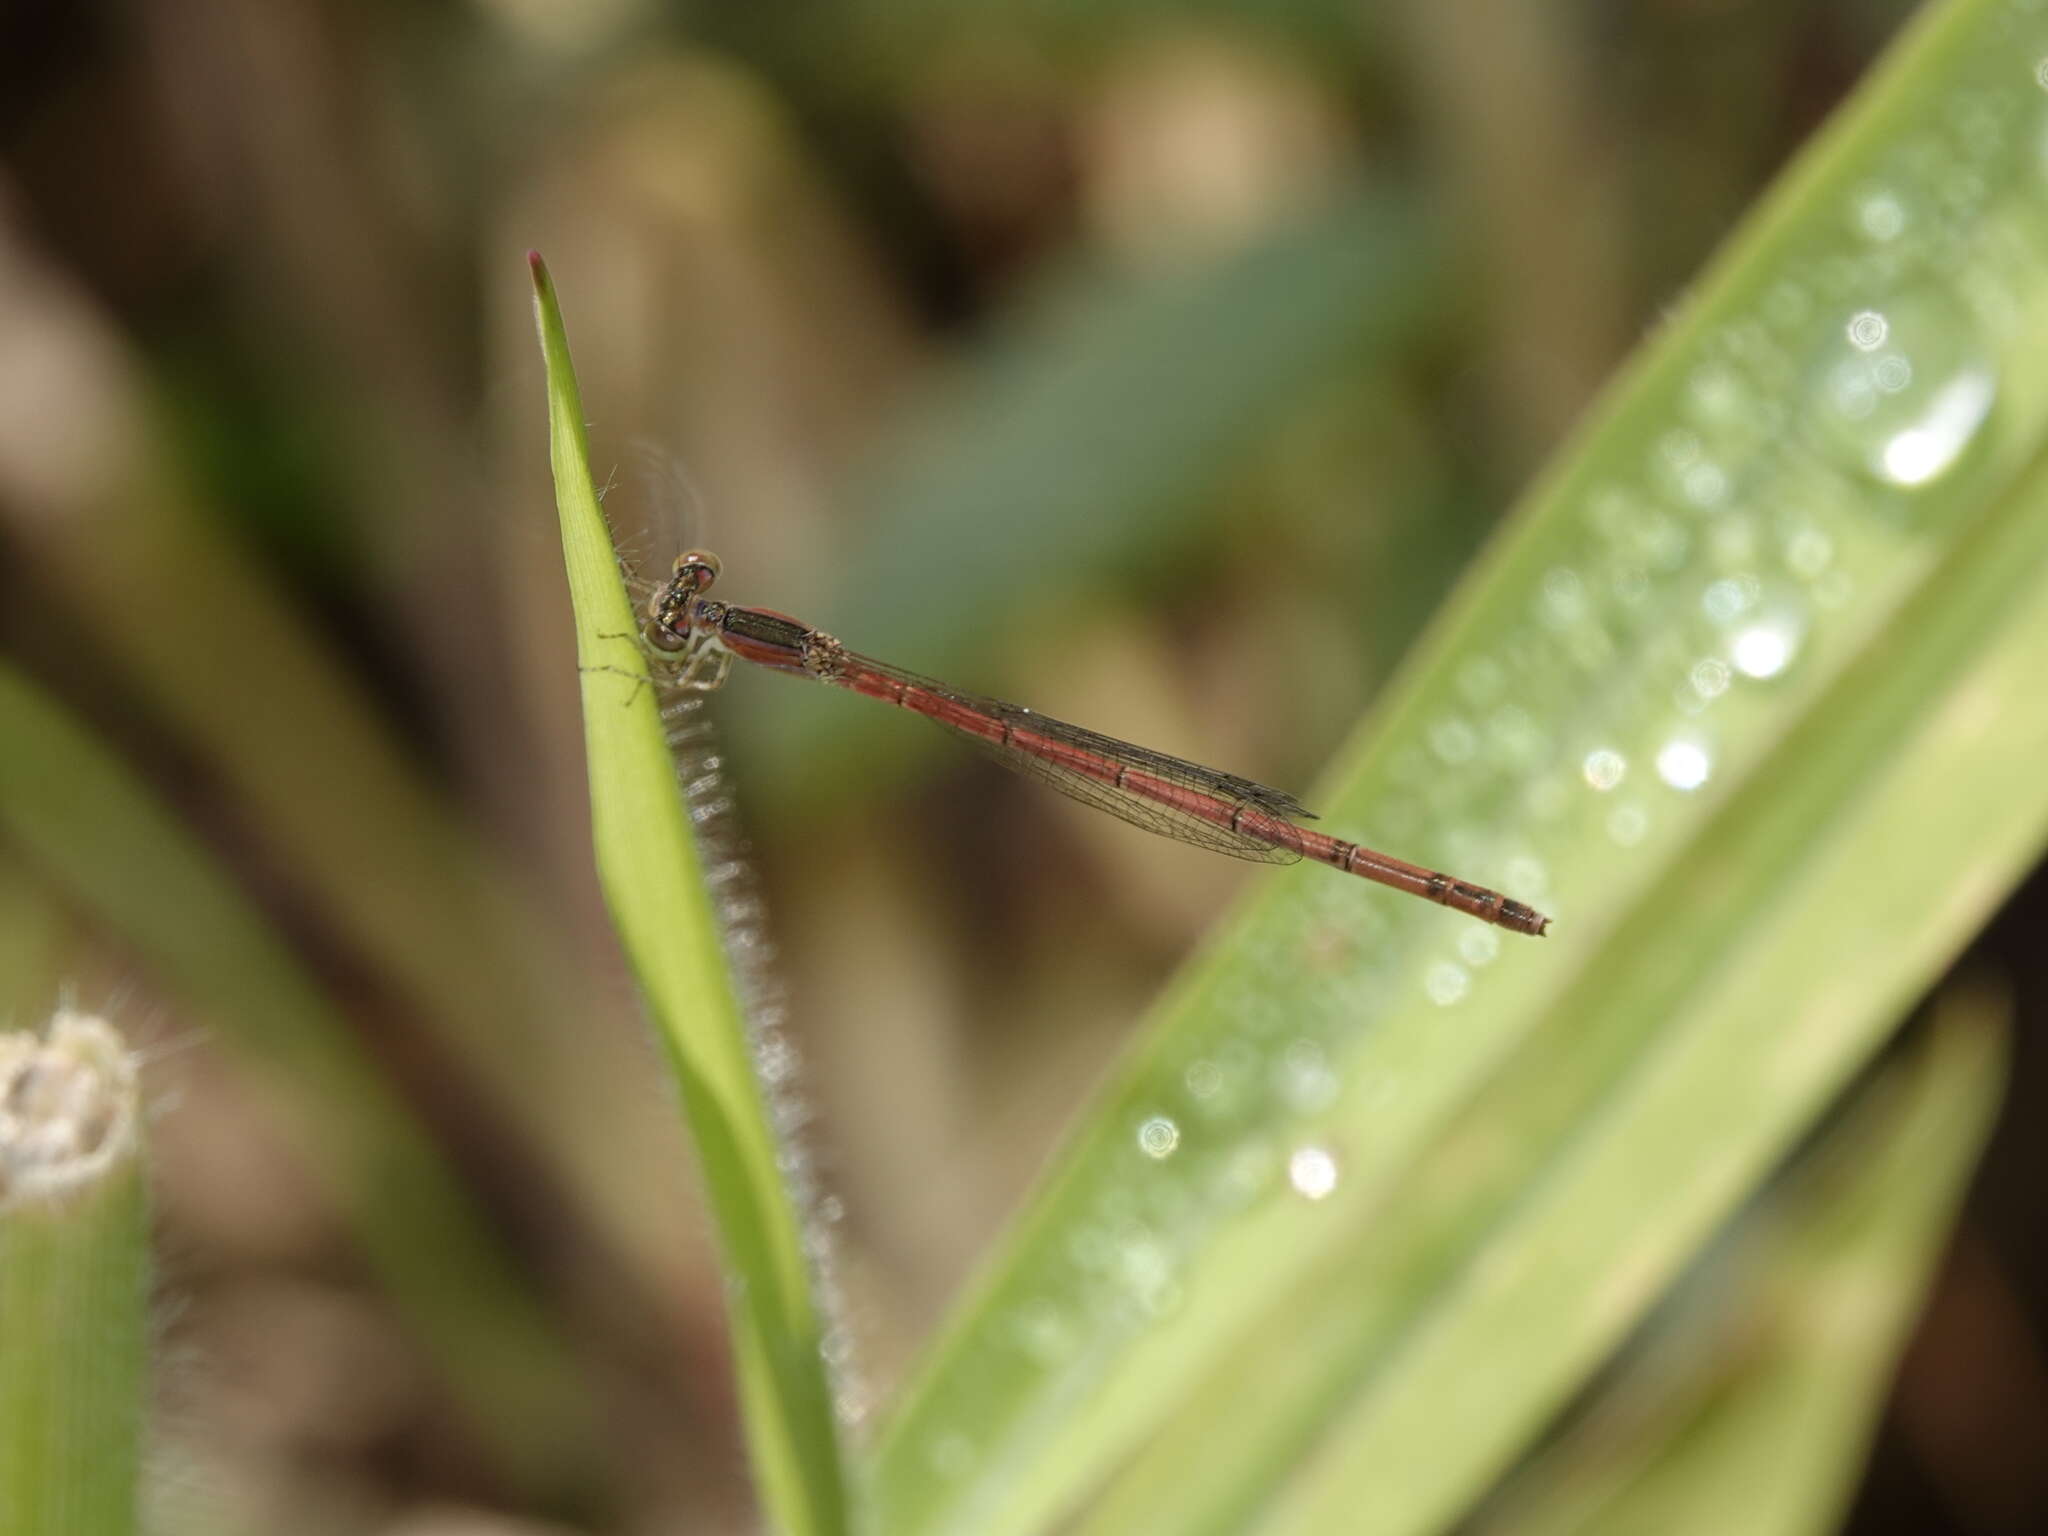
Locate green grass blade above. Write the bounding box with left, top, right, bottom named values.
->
left=869, top=1, right=2048, bottom=1530
left=528, top=252, right=848, bottom=1536
left=0, top=1011, right=147, bottom=1536
left=1474, top=986, right=2006, bottom=1536
left=0, top=664, right=593, bottom=1498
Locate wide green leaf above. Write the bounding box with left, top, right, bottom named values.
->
left=1472, top=987, right=2004, bottom=1536
left=868, top=1, right=2048, bottom=1531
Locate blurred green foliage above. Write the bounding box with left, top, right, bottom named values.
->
left=0, top=0, right=2038, bottom=1532
left=0, top=1012, right=148, bottom=1536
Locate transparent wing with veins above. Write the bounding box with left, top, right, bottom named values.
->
left=601, top=439, right=710, bottom=596
left=839, top=651, right=1317, bottom=865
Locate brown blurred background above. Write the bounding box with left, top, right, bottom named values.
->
left=1, top=1, right=2043, bottom=1532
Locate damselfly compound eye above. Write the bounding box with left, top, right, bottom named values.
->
left=646, top=592, right=692, bottom=650
left=675, top=549, right=722, bottom=591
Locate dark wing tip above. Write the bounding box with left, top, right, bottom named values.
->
left=1217, top=773, right=1315, bottom=821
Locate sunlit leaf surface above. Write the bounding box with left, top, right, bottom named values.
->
left=1471, top=989, right=2004, bottom=1536
left=869, top=3, right=2048, bottom=1531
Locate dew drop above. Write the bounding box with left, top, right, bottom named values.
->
left=1010, top=1302, right=1074, bottom=1363
left=1784, top=526, right=1835, bottom=579
left=1690, top=657, right=1732, bottom=701
left=1681, top=460, right=1729, bottom=508
left=1214, top=1138, right=1279, bottom=1209
left=1540, top=567, right=1589, bottom=626
left=1808, top=293, right=1997, bottom=489
left=1656, top=738, right=1713, bottom=792
left=1458, top=655, right=1506, bottom=705
left=1852, top=185, right=1907, bottom=242
left=1878, top=375, right=1996, bottom=484
left=1425, top=962, right=1470, bottom=1007
left=1731, top=627, right=1787, bottom=678
left=1607, top=803, right=1650, bottom=847
left=1117, top=1236, right=1180, bottom=1315
left=1488, top=704, right=1548, bottom=770
left=1067, top=1224, right=1112, bottom=1270
left=1611, top=564, right=1651, bottom=608
left=1639, top=514, right=1690, bottom=570
left=1652, top=431, right=1731, bottom=508
left=1712, top=578, right=1808, bottom=681
left=1287, top=1145, right=1341, bottom=1201
left=1584, top=485, right=1642, bottom=538
left=1184, top=1059, right=1223, bottom=1099
left=1582, top=748, right=1626, bottom=792
left=1702, top=575, right=1757, bottom=625
left=1277, top=1039, right=1338, bottom=1114
left=1814, top=569, right=1856, bottom=609
left=1136, top=1115, right=1181, bottom=1159
left=1658, top=428, right=1704, bottom=469
left=1686, top=361, right=1749, bottom=424
left=1458, top=924, right=1502, bottom=967
left=1430, top=717, right=1478, bottom=765
left=1730, top=612, right=1803, bottom=678
left=1940, top=170, right=1988, bottom=216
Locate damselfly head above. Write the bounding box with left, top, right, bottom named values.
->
left=674, top=549, right=722, bottom=592
left=644, top=588, right=691, bottom=650
left=644, top=550, right=721, bottom=651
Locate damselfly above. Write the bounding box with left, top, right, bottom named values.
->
left=644, top=551, right=1549, bottom=936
